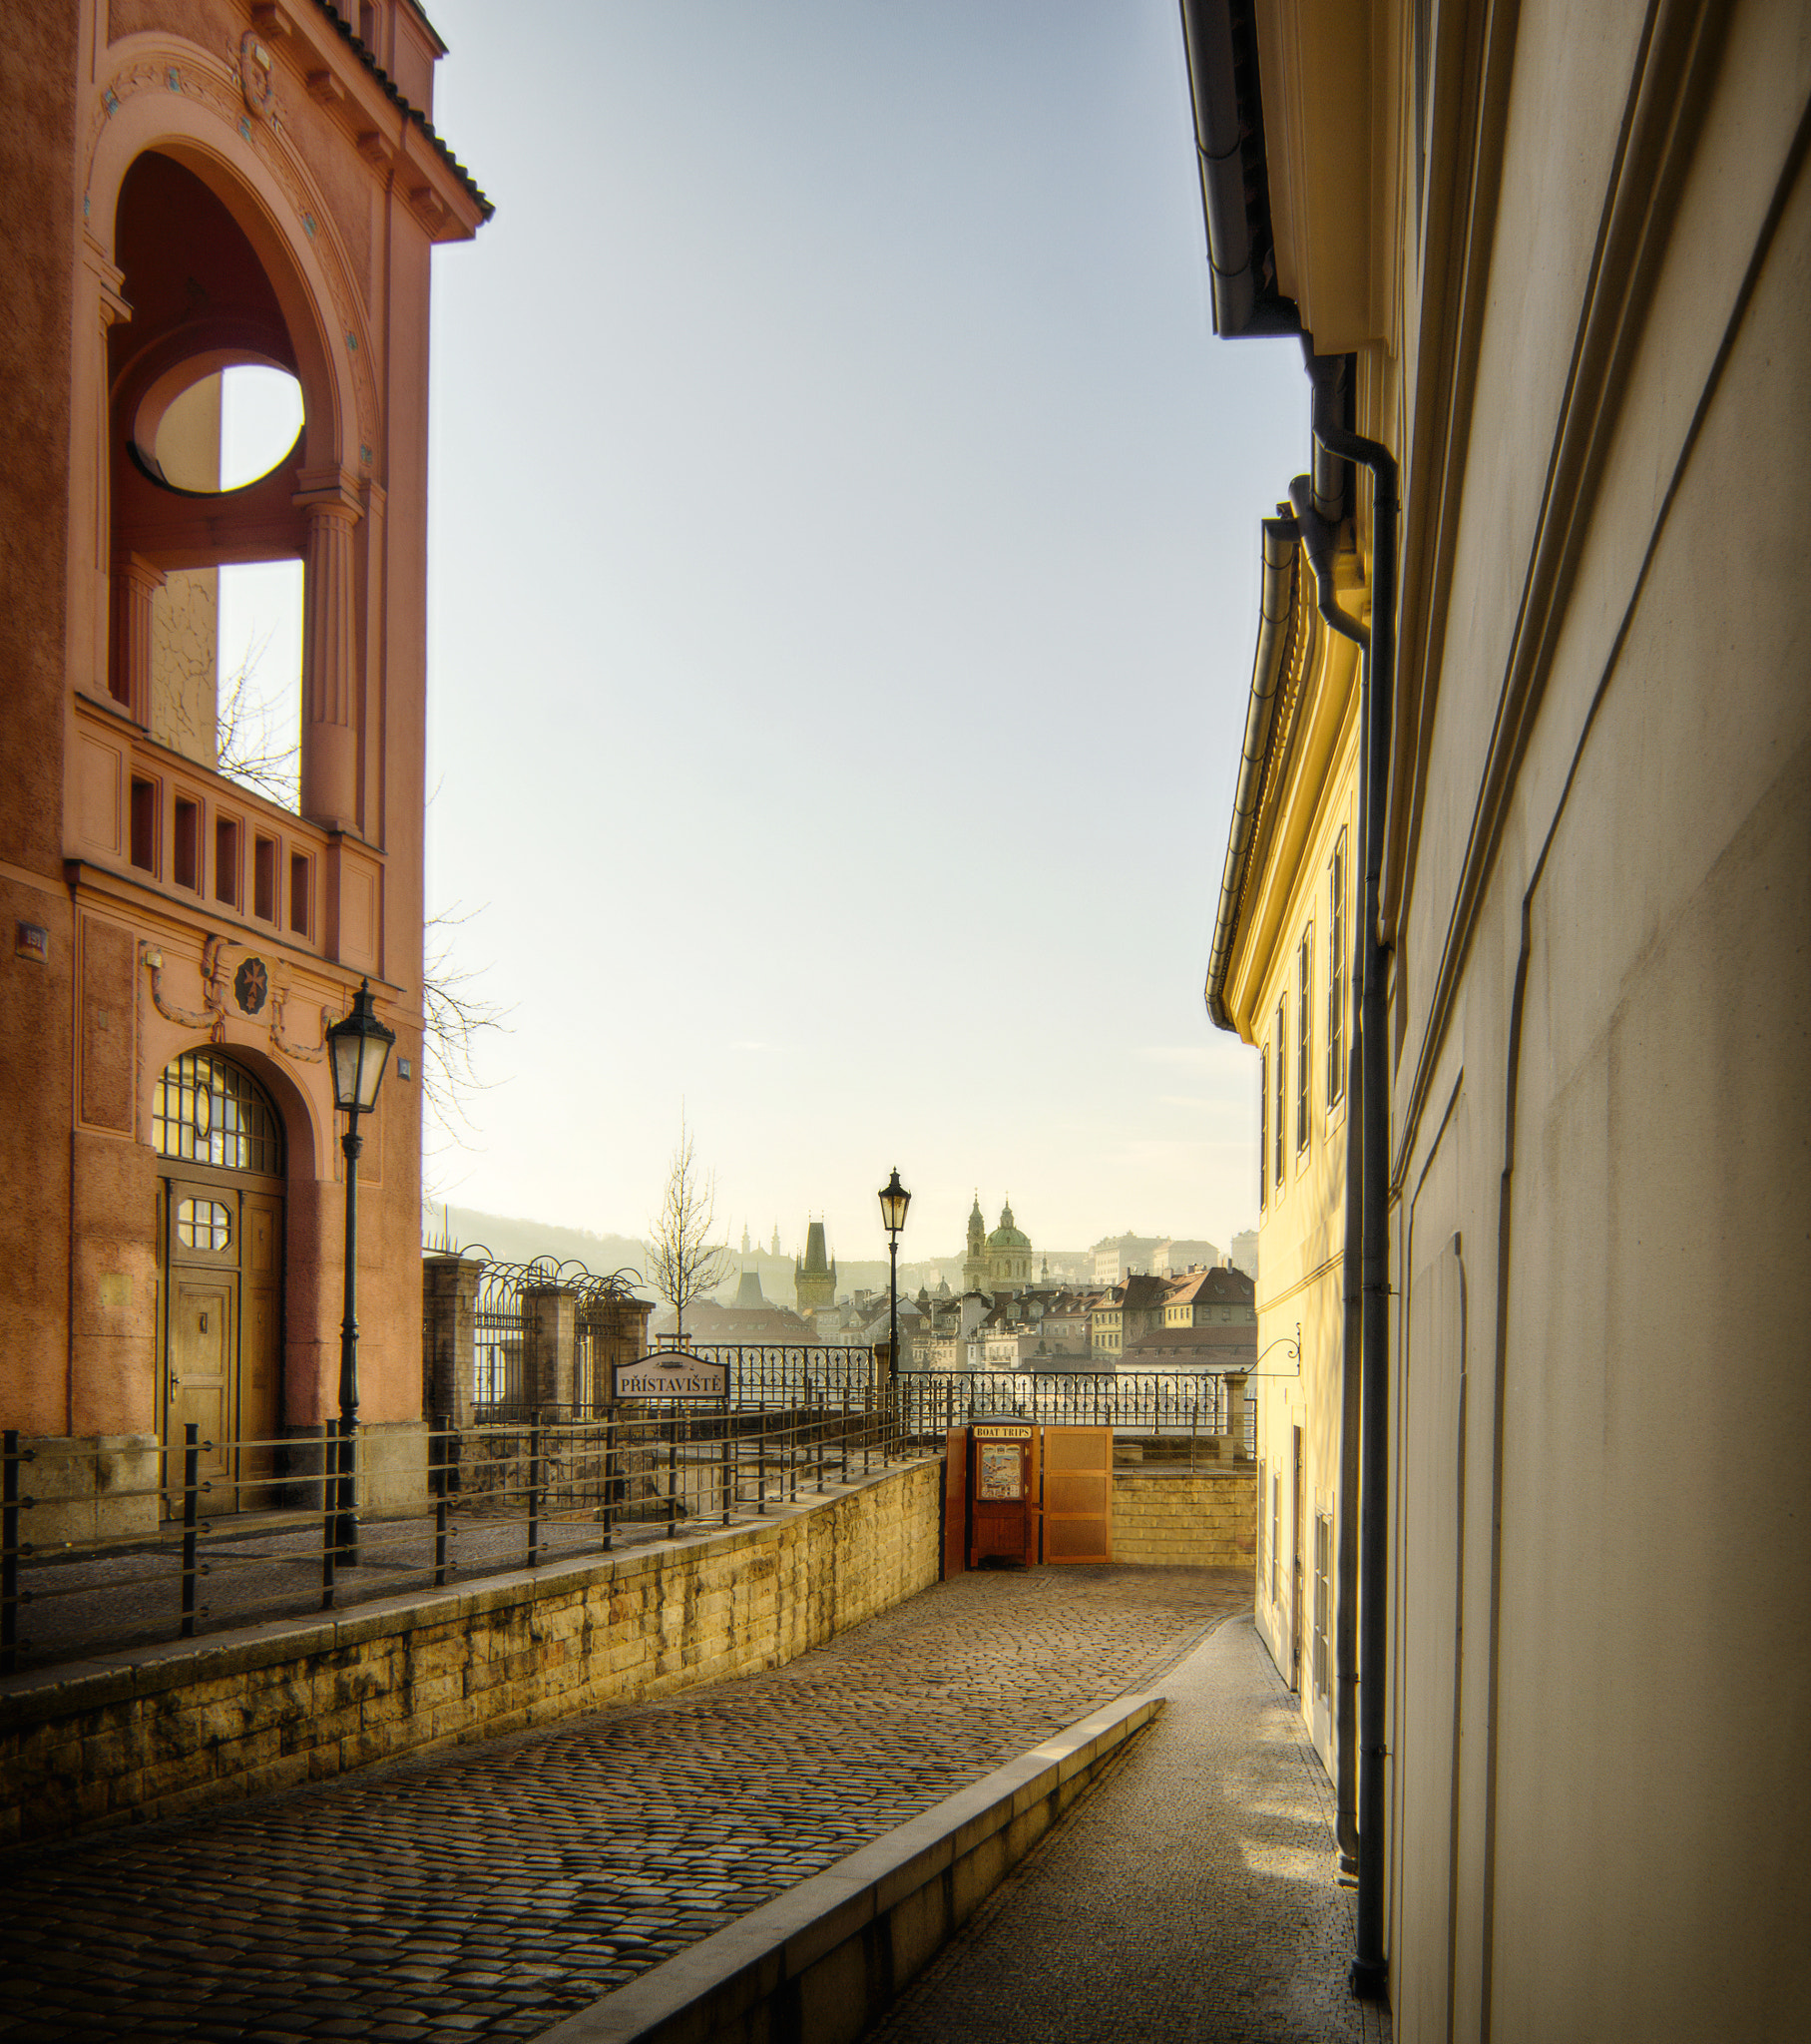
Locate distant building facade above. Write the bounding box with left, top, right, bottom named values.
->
left=1092, top=1235, right=1162, bottom=1285
left=1149, top=1238, right=1222, bottom=1276
left=962, top=1195, right=1036, bottom=1296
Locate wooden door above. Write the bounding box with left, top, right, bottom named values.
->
left=162, top=1175, right=281, bottom=1516
left=169, top=1272, right=235, bottom=1505
left=1043, top=1426, right=1113, bottom=1563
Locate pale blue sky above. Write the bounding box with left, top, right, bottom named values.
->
left=397, top=0, right=1307, bottom=1265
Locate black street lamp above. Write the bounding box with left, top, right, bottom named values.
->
left=325, top=978, right=394, bottom=1564
left=878, top=1169, right=910, bottom=1400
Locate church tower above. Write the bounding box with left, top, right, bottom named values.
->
left=794, top=1219, right=837, bottom=1313
left=963, top=1193, right=988, bottom=1293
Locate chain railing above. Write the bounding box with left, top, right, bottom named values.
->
left=0, top=1392, right=914, bottom=1677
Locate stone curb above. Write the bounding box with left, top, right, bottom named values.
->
left=528, top=1691, right=1165, bottom=2044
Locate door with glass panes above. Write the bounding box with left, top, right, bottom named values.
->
left=155, top=1051, right=284, bottom=1514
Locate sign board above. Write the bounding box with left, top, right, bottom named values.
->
left=976, top=1443, right=1025, bottom=1500
left=612, top=1351, right=727, bottom=1400
left=972, top=1423, right=1033, bottom=1441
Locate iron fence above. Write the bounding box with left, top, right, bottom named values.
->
left=0, top=1393, right=912, bottom=1677
left=682, top=1344, right=882, bottom=1402
left=896, top=1370, right=1257, bottom=1449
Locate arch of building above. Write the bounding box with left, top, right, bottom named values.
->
left=78, top=72, right=373, bottom=833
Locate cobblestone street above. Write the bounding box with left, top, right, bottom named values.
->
left=0, top=1567, right=1246, bottom=2042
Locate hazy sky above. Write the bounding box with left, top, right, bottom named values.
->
left=386, top=0, right=1308, bottom=1266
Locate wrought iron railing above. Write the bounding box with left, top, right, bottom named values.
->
left=895, top=1370, right=1256, bottom=1447
left=0, top=1393, right=911, bottom=1677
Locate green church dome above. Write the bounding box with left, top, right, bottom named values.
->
left=988, top=1200, right=1031, bottom=1250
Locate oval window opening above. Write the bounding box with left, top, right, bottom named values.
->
left=147, top=364, right=303, bottom=494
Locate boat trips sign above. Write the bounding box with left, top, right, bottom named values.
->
left=613, top=1351, right=728, bottom=1400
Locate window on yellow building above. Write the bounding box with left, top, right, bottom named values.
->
left=1297, top=929, right=1312, bottom=1152
left=1259, top=1045, right=1269, bottom=1211
left=1313, top=1512, right=1332, bottom=1697
left=1328, top=828, right=1346, bottom=1108
left=1273, top=1000, right=1286, bottom=1187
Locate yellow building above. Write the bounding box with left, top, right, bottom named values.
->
left=1207, top=514, right=1358, bottom=1769
left=1188, top=0, right=1810, bottom=2032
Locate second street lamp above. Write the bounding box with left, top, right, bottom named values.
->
left=325, top=978, right=394, bottom=1566
left=878, top=1170, right=910, bottom=1435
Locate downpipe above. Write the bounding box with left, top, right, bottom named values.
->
left=1290, top=370, right=1398, bottom=2003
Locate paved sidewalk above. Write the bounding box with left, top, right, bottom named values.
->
left=866, top=1613, right=1389, bottom=2044
left=0, top=1567, right=1246, bottom=2042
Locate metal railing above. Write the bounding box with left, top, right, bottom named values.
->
left=0, top=1393, right=913, bottom=1676
left=896, top=1370, right=1256, bottom=1447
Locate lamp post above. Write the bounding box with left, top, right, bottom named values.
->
left=325, top=978, right=394, bottom=1565
left=878, top=1170, right=910, bottom=1428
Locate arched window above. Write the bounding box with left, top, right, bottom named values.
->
left=153, top=1050, right=284, bottom=1177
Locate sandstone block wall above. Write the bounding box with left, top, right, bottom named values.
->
left=1111, top=1468, right=1255, bottom=1567
left=0, top=1458, right=943, bottom=1848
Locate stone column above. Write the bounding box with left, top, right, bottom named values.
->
left=523, top=1285, right=578, bottom=1414
left=108, top=554, right=164, bottom=724
left=76, top=240, right=132, bottom=702
left=294, top=469, right=363, bottom=831
left=1220, top=1371, right=1249, bottom=1465
left=421, top=1255, right=481, bottom=1429
left=595, top=1297, right=652, bottom=1406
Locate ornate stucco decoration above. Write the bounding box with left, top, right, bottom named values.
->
left=142, top=933, right=230, bottom=1042
left=267, top=979, right=330, bottom=1064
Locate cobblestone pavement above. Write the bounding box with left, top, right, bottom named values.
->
left=865, top=1614, right=1391, bottom=2044
left=0, top=1566, right=1248, bottom=2042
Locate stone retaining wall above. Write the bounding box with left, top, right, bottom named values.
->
left=0, top=1458, right=943, bottom=1850
left=1112, top=1467, right=1255, bottom=1567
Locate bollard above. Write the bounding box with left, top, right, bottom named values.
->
left=814, top=1385, right=826, bottom=1494
left=601, top=1411, right=616, bottom=1553
left=719, top=1398, right=732, bottom=1526
left=432, top=1413, right=451, bottom=1588
left=180, top=1424, right=202, bottom=1638
left=320, top=1418, right=338, bottom=1611
left=2, top=1430, right=21, bottom=1675
left=528, top=1411, right=543, bottom=1568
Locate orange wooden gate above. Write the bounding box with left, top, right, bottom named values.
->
left=1042, top=1425, right=1113, bottom=1563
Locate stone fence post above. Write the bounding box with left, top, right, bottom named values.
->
left=523, top=1284, right=578, bottom=1413
left=1220, top=1371, right=1249, bottom=1464
left=422, top=1255, right=481, bottom=1429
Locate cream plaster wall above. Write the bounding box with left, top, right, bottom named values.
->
left=1374, top=3, right=1811, bottom=2038
left=149, top=567, right=219, bottom=766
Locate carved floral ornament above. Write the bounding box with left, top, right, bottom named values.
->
left=141, top=934, right=330, bottom=1064
left=82, top=36, right=379, bottom=472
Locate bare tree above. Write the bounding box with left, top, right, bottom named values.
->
left=645, top=1116, right=731, bottom=1345
left=208, top=651, right=510, bottom=1184
left=215, top=636, right=299, bottom=808
left=420, top=901, right=511, bottom=1193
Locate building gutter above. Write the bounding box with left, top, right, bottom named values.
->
left=1204, top=517, right=1299, bottom=1032
left=1177, top=0, right=1299, bottom=338
left=1292, top=370, right=1398, bottom=2005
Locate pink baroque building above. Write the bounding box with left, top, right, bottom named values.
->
left=0, top=2, right=488, bottom=1528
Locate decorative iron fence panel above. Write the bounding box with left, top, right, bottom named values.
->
left=896, top=1370, right=1245, bottom=1440
left=681, top=1344, right=880, bottom=1404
